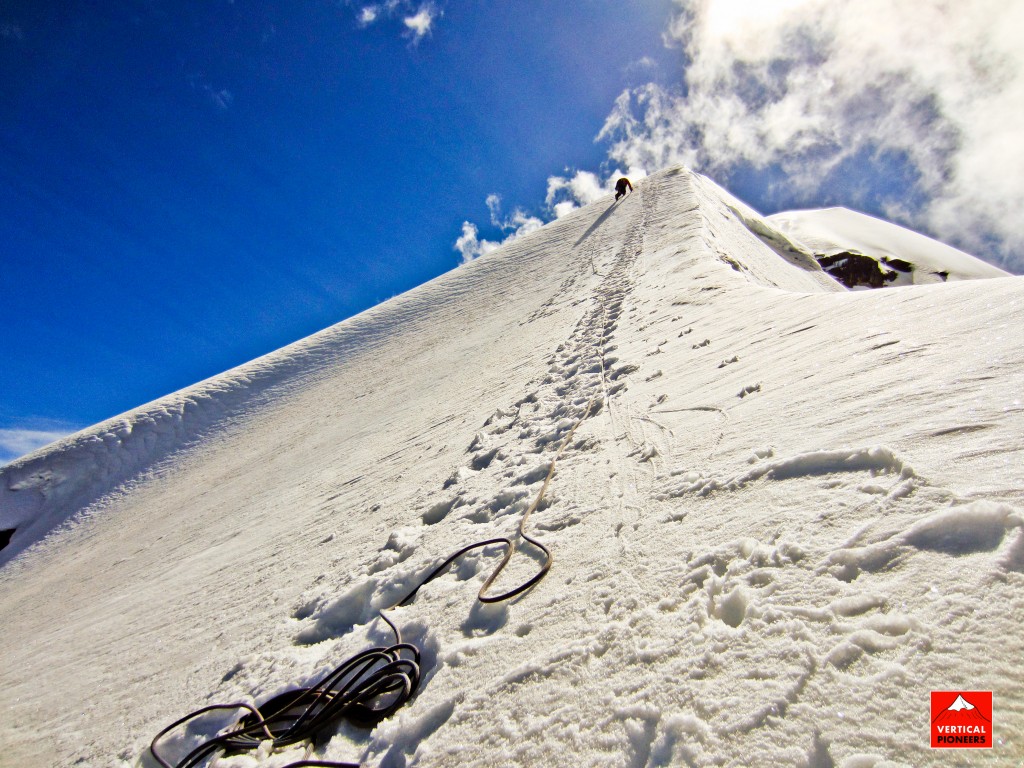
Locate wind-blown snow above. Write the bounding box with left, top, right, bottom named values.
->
left=1, top=167, right=1022, bottom=766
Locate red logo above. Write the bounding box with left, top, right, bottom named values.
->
left=931, top=691, right=993, bottom=748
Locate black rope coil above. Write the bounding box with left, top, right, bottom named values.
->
left=150, top=642, right=419, bottom=768
left=149, top=398, right=596, bottom=768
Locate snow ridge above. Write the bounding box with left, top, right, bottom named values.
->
left=2, top=167, right=1023, bottom=767
left=0, top=205, right=606, bottom=565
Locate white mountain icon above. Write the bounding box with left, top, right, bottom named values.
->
left=948, top=695, right=975, bottom=711
left=932, top=694, right=990, bottom=726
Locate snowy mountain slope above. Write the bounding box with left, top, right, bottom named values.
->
left=0, top=169, right=838, bottom=568
left=0, top=206, right=612, bottom=566
left=766, top=207, right=1011, bottom=288
left=1, top=167, right=1022, bottom=767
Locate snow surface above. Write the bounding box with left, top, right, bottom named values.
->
left=2, top=166, right=1023, bottom=767
left=766, top=207, right=1011, bottom=287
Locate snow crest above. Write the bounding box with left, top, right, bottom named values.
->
left=2, top=167, right=1023, bottom=767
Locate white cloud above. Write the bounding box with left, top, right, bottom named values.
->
left=454, top=221, right=499, bottom=264
left=624, top=55, right=658, bottom=80
left=0, top=428, right=72, bottom=464
left=358, top=6, right=380, bottom=25
left=353, top=1, right=440, bottom=42
left=208, top=87, right=233, bottom=110
left=487, top=195, right=544, bottom=239
left=546, top=171, right=605, bottom=212
left=486, top=193, right=503, bottom=226
left=403, top=6, right=436, bottom=42
left=507, top=209, right=544, bottom=237
left=552, top=201, right=578, bottom=219
left=455, top=195, right=546, bottom=264
left=597, top=0, right=1024, bottom=272
left=544, top=168, right=648, bottom=217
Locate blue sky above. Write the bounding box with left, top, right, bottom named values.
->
left=2, top=0, right=1022, bottom=463
left=0, top=0, right=679, bottom=462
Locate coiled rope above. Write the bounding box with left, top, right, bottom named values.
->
left=150, top=397, right=597, bottom=768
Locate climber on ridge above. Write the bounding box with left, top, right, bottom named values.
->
left=614, top=177, right=633, bottom=201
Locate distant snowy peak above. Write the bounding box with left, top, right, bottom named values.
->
left=765, top=207, right=1010, bottom=290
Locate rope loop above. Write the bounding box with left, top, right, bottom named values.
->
left=151, top=397, right=596, bottom=768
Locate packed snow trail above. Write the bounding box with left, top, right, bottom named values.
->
left=1, top=167, right=1022, bottom=767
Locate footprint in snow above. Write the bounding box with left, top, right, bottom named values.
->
left=822, top=500, right=1024, bottom=583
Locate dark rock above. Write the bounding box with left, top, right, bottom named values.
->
left=880, top=256, right=913, bottom=272
left=816, top=251, right=898, bottom=289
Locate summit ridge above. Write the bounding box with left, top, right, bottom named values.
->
left=1, top=167, right=1022, bottom=766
